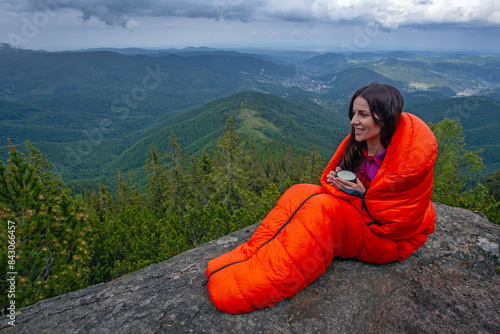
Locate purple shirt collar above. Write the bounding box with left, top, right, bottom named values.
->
left=362, top=147, right=386, bottom=166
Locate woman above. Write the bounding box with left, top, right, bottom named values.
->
left=326, top=83, right=403, bottom=194
left=205, top=83, right=437, bottom=314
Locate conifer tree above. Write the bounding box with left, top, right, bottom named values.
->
left=486, top=170, right=500, bottom=202
left=213, top=116, right=248, bottom=212
left=268, top=159, right=293, bottom=194
left=167, top=131, right=188, bottom=217
left=259, top=182, right=282, bottom=214
left=284, top=146, right=299, bottom=184
left=116, top=171, right=144, bottom=211
left=86, top=170, right=188, bottom=284
left=0, top=140, right=92, bottom=310
left=190, top=151, right=214, bottom=209
left=430, top=119, right=483, bottom=206
left=245, top=144, right=268, bottom=195
left=300, top=145, right=325, bottom=184
left=146, top=144, right=170, bottom=217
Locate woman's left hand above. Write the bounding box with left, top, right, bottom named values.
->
left=326, top=170, right=366, bottom=193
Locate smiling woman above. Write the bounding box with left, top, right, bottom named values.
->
left=333, top=83, right=403, bottom=190
left=205, top=83, right=438, bottom=314
left=351, top=96, right=383, bottom=154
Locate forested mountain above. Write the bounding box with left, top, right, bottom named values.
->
left=305, top=52, right=500, bottom=101
left=0, top=45, right=295, bottom=98
left=405, top=96, right=500, bottom=172
left=100, top=91, right=351, bottom=187
left=1, top=44, right=500, bottom=188
left=1, top=90, right=350, bottom=189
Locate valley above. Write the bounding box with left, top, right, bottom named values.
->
left=1, top=43, right=499, bottom=189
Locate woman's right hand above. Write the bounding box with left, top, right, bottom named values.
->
left=325, top=166, right=342, bottom=185
left=326, top=167, right=366, bottom=193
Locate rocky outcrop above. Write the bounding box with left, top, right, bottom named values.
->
left=2, top=203, right=499, bottom=333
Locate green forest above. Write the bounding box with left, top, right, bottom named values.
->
left=1, top=116, right=499, bottom=313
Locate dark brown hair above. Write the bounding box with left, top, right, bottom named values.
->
left=342, top=83, right=403, bottom=173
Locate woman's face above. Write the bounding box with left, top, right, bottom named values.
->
left=350, top=96, right=382, bottom=145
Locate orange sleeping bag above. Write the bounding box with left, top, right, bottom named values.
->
left=205, top=112, right=437, bottom=314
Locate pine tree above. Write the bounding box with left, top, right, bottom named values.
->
left=245, top=144, right=268, bottom=195
left=259, top=182, right=282, bottom=214
left=0, top=140, right=92, bottom=310
left=268, top=159, right=293, bottom=194
left=86, top=170, right=188, bottom=283
left=284, top=146, right=298, bottom=184
left=167, top=131, right=188, bottom=217
left=189, top=151, right=214, bottom=210
left=146, top=144, right=170, bottom=217
left=213, top=116, right=248, bottom=212
left=298, top=145, right=325, bottom=184
left=116, top=171, right=143, bottom=211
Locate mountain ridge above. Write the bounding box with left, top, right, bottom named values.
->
left=1, top=47, right=500, bottom=188
left=99, top=91, right=351, bottom=186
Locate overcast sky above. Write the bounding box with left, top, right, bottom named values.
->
left=1, top=0, right=499, bottom=53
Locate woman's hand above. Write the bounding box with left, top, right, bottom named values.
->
left=325, top=166, right=342, bottom=185
left=326, top=167, right=366, bottom=193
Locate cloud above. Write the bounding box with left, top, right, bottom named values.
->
left=2, top=0, right=264, bottom=27
left=3, top=0, right=500, bottom=30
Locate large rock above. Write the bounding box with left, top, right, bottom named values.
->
left=2, top=203, right=499, bottom=333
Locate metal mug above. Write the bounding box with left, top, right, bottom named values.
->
left=335, top=170, right=357, bottom=183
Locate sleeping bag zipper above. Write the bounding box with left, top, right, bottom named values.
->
left=361, top=187, right=382, bottom=226
left=202, top=192, right=323, bottom=286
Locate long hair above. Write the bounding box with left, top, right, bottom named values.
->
left=342, top=83, right=403, bottom=173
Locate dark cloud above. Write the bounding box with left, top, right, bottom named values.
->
left=2, top=0, right=499, bottom=30
left=5, top=0, right=264, bottom=27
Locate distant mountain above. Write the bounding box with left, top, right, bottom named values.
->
left=304, top=52, right=500, bottom=101
left=162, top=53, right=293, bottom=77
left=481, top=88, right=500, bottom=101
left=75, top=46, right=224, bottom=56
left=1, top=47, right=500, bottom=190
left=100, top=91, right=351, bottom=186
left=0, top=48, right=295, bottom=99
left=319, top=67, right=403, bottom=99
left=0, top=43, right=38, bottom=55
left=303, top=51, right=419, bottom=73
left=0, top=90, right=351, bottom=189
left=74, top=47, right=175, bottom=56
left=105, top=93, right=500, bottom=184
left=3, top=45, right=499, bottom=102
left=406, top=96, right=500, bottom=173
left=0, top=46, right=299, bottom=179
